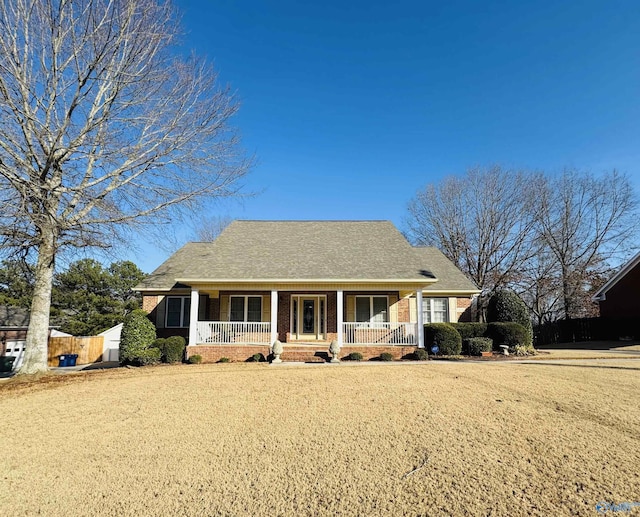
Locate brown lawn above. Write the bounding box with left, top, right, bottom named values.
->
left=1, top=360, right=639, bottom=516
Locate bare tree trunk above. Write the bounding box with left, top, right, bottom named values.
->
left=18, top=232, right=55, bottom=374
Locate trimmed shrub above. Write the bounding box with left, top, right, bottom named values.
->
left=464, top=337, right=493, bottom=356
left=379, top=352, right=394, bottom=362
left=487, top=290, right=533, bottom=349
left=414, top=348, right=429, bottom=361
left=164, top=336, right=186, bottom=363
left=486, top=322, right=528, bottom=349
left=218, top=357, right=230, bottom=363
left=450, top=322, right=488, bottom=340
left=188, top=354, right=202, bottom=364
left=119, top=309, right=156, bottom=366
left=250, top=353, right=265, bottom=362
left=132, top=347, right=161, bottom=366
left=151, top=338, right=167, bottom=355
left=347, top=352, right=363, bottom=361
left=424, top=323, right=462, bottom=356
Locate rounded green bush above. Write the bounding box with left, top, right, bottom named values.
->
left=379, top=352, right=394, bottom=361
left=132, top=347, right=161, bottom=366
left=164, top=336, right=186, bottom=363
left=414, top=348, right=428, bottom=361
left=119, top=309, right=156, bottom=366
left=464, top=337, right=493, bottom=356
left=218, top=357, right=230, bottom=363
left=424, top=323, right=462, bottom=355
left=486, top=322, right=528, bottom=349
left=487, top=290, right=533, bottom=348
left=347, top=352, right=363, bottom=361
left=450, top=322, right=488, bottom=340
left=250, top=353, right=265, bottom=362
left=188, top=354, right=202, bottom=364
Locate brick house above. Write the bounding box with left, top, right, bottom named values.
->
left=592, top=251, right=640, bottom=319
left=135, top=221, right=479, bottom=362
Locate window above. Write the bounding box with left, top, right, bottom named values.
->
left=355, top=296, right=388, bottom=323
left=423, top=298, right=448, bottom=323
left=166, top=296, right=191, bottom=327
left=229, top=296, right=262, bottom=322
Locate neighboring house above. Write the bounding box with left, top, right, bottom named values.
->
left=592, top=251, right=640, bottom=319
left=99, top=323, right=122, bottom=362
left=135, top=221, right=479, bottom=362
left=0, top=305, right=30, bottom=369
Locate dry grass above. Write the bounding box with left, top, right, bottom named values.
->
left=1, top=361, right=639, bottom=516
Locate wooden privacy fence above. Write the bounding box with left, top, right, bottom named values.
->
left=47, top=336, right=104, bottom=367
left=534, top=317, right=638, bottom=346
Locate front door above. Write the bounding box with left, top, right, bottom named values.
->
left=302, top=299, right=315, bottom=335
left=292, top=295, right=326, bottom=340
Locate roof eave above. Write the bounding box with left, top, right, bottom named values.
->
left=591, top=251, right=640, bottom=301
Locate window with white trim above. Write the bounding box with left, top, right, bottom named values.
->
left=229, top=296, right=262, bottom=322
left=355, top=296, right=388, bottom=323
left=423, top=298, right=448, bottom=323
left=166, top=296, right=191, bottom=327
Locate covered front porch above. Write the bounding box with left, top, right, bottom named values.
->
left=184, top=284, right=429, bottom=350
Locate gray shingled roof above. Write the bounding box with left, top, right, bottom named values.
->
left=0, top=305, right=30, bottom=327
left=414, top=247, right=479, bottom=292
left=137, top=221, right=477, bottom=292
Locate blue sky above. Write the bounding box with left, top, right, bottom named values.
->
left=132, top=0, right=640, bottom=272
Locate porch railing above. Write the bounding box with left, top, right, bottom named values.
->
left=342, top=322, right=418, bottom=345
left=196, top=321, right=271, bottom=345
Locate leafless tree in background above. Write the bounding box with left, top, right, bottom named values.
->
left=406, top=166, right=540, bottom=318
left=407, top=167, right=638, bottom=323
left=0, top=0, right=251, bottom=373
left=534, top=170, right=637, bottom=319
left=195, top=215, right=233, bottom=241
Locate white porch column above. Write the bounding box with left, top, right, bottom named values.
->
left=416, top=289, right=424, bottom=349
left=188, top=289, right=200, bottom=346
left=337, top=289, right=344, bottom=347
left=270, top=290, right=278, bottom=344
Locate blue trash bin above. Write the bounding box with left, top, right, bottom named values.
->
left=58, top=355, right=68, bottom=367
left=67, top=354, right=78, bottom=367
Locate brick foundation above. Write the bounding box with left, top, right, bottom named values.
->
left=186, top=344, right=419, bottom=363
left=186, top=345, right=271, bottom=363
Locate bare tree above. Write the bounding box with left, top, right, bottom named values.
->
left=195, top=215, right=233, bottom=241
left=0, top=0, right=251, bottom=373
left=534, top=170, right=637, bottom=319
left=406, top=166, right=539, bottom=318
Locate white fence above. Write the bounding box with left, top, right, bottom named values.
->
left=196, top=321, right=271, bottom=345
left=342, top=322, right=417, bottom=345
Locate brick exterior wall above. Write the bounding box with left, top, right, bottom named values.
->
left=456, top=297, right=473, bottom=322
left=142, top=295, right=160, bottom=313
left=599, top=262, right=640, bottom=319
left=186, top=344, right=419, bottom=363
left=397, top=297, right=410, bottom=322
left=186, top=345, right=270, bottom=363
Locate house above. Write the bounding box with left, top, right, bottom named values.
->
left=592, top=251, right=640, bottom=319
left=135, top=221, right=479, bottom=362
left=0, top=305, right=30, bottom=369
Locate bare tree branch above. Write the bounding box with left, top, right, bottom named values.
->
left=0, top=0, right=252, bottom=373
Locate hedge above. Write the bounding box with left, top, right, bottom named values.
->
left=486, top=322, right=529, bottom=350
left=464, top=337, right=493, bottom=356
left=450, top=322, right=488, bottom=340
left=424, top=323, right=462, bottom=355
